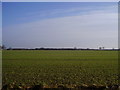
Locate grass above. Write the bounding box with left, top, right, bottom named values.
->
left=2, top=50, right=118, bottom=88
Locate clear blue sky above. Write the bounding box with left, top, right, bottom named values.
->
left=3, top=2, right=118, bottom=48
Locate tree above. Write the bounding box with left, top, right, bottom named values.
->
left=99, top=47, right=102, bottom=50
left=0, top=45, right=2, bottom=50
left=2, top=45, right=6, bottom=50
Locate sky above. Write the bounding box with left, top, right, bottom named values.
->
left=0, top=2, right=1, bottom=46
left=2, top=2, right=118, bottom=48
left=2, top=0, right=120, bottom=2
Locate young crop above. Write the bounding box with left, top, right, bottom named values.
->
left=2, top=50, right=118, bottom=88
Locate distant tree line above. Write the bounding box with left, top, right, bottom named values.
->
left=5, top=47, right=119, bottom=51
left=0, top=45, right=119, bottom=51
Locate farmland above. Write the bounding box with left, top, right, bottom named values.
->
left=2, top=50, right=118, bottom=88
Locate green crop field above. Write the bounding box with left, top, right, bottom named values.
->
left=2, top=50, right=118, bottom=88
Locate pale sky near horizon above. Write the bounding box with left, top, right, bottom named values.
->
left=2, top=2, right=118, bottom=48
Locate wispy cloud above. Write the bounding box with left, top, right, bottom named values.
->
left=17, top=4, right=117, bottom=23
left=3, top=6, right=118, bottom=48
